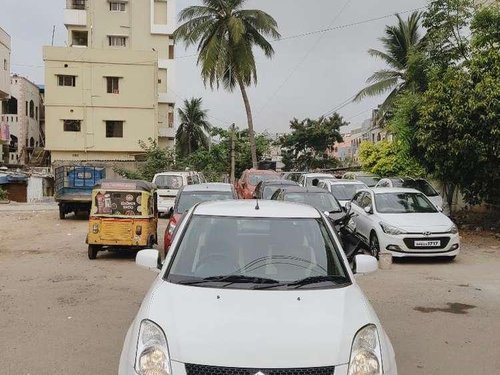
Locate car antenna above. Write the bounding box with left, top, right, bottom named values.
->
left=255, top=198, right=260, bottom=210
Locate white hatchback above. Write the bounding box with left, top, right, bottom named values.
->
left=119, top=200, right=397, bottom=375
left=349, top=188, right=460, bottom=259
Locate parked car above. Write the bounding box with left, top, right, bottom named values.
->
left=343, top=171, right=380, bottom=187
left=282, top=171, right=306, bottom=183
left=317, top=179, right=368, bottom=208
left=236, top=168, right=281, bottom=199
left=120, top=200, right=397, bottom=375
left=349, top=187, right=460, bottom=259
left=163, top=183, right=236, bottom=255
left=152, top=171, right=202, bottom=216
left=375, top=177, right=444, bottom=210
left=253, top=179, right=299, bottom=199
left=271, top=186, right=344, bottom=222
left=298, top=172, right=336, bottom=187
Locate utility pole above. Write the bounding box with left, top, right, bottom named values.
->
left=230, top=123, right=236, bottom=184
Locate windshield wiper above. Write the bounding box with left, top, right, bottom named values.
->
left=290, top=275, right=348, bottom=289
left=177, top=275, right=280, bottom=286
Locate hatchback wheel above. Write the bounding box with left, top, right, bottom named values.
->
left=370, top=233, right=380, bottom=259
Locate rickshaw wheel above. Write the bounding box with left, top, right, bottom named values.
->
left=88, top=245, right=99, bottom=260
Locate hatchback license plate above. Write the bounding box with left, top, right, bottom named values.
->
left=414, top=240, right=441, bottom=247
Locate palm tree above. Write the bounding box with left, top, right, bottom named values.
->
left=176, top=98, right=212, bottom=157
left=354, top=12, right=423, bottom=113
left=174, top=0, right=280, bottom=169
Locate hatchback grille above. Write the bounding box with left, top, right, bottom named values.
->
left=403, top=236, right=451, bottom=249
left=185, top=364, right=335, bottom=375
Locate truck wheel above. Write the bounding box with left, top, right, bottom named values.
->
left=88, top=245, right=99, bottom=260
left=59, top=205, right=65, bottom=220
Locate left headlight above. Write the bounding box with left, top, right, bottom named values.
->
left=380, top=222, right=406, bottom=235
left=135, top=319, right=171, bottom=375
left=448, top=224, right=458, bottom=234
left=348, top=324, right=383, bottom=375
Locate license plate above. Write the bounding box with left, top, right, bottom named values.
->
left=414, top=240, right=441, bottom=247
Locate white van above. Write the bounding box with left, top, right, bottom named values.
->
left=152, top=171, right=201, bottom=215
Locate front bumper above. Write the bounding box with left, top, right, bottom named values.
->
left=379, top=232, right=460, bottom=258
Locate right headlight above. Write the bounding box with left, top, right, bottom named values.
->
left=380, top=222, right=406, bottom=235
left=448, top=224, right=458, bottom=234
left=348, top=324, right=383, bottom=375
left=135, top=319, right=171, bottom=375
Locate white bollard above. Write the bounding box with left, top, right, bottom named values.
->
left=379, top=251, right=393, bottom=270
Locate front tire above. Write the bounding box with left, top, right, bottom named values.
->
left=370, top=232, right=380, bottom=259
left=59, top=205, right=65, bottom=220
left=88, top=245, right=99, bottom=260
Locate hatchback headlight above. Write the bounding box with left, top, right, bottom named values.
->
left=135, top=320, right=171, bottom=375
left=448, top=224, right=458, bottom=234
left=348, top=324, right=383, bottom=375
left=379, top=222, right=406, bottom=235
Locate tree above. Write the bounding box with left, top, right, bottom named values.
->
left=354, top=12, right=424, bottom=115
left=278, top=114, right=345, bottom=171
left=417, top=4, right=500, bottom=209
left=114, top=139, right=176, bottom=181
left=174, top=0, right=280, bottom=169
left=176, top=97, right=211, bottom=158
left=422, top=0, right=475, bottom=67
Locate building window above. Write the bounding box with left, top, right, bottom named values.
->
left=3, top=59, right=6, bottom=70
left=35, top=107, right=38, bottom=121
left=108, top=36, right=127, bottom=47
left=25, top=101, right=28, bottom=115
left=106, top=121, right=123, bottom=138
left=63, top=120, right=81, bottom=132
left=29, top=100, right=34, bottom=119
left=72, top=31, right=88, bottom=47
left=106, top=77, right=120, bottom=94
left=110, top=2, right=126, bottom=11
left=168, top=112, right=174, bottom=128
left=169, top=45, right=175, bottom=59
left=71, top=0, right=86, bottom=10
left=58, top=75, right=76, bottom=87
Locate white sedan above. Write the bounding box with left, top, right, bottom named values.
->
left=119, top=200, right=397, bottom=375
left=349, top=188, right=460, bottom=259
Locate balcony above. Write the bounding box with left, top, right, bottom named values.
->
left=158, top=127, right=176, bottom=139
left=64, top=3, right=87, bottom=26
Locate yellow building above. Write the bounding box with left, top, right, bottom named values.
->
left=44, top=0, right=176, bottom=163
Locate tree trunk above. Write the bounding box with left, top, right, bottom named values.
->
left=237, top=78, right=258, bottom=169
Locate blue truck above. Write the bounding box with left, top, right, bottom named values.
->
left=54, top=166, right=105, bottom=219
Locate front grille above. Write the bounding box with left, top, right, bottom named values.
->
left=403, top=236, right=451, bottom=249
left=185, top=364, right=335, bottom=375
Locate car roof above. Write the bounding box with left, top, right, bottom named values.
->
left=245, top=168, right=280, bottom=175
left=154, top=171, right=196, bottom=177
left=321, top=179, right=366, bottom=185
left=194, top=199, right=321, bottom=218
left=260, top=180, right=298, bottom=187
left=280, top=186, right=329, bottom=194
left=182, top=183, right=233, bottom=192
left=371, top=187, right=421, bottom=194
left=304, top=173, right=334, bottom=178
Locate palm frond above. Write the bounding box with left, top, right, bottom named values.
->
left=354, top=78, right=399, bottom=102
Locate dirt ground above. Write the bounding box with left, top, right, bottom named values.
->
left=0, top=203, right=499, bottom=375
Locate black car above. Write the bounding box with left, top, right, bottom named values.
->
left=270, top=186, right=345, bottom=222
left=253, top=179, right=299, bottom=199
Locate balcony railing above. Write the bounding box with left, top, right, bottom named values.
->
left=69, top=0, right=86, bottom=10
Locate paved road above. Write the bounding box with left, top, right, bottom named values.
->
left=0, top=206, right=499, bottom=374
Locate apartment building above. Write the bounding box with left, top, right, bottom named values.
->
left=0, top=75, right=42, bottom=164
left=0, top=27, right=10, bottom=101
left=43, top=0, right=176, bottom=163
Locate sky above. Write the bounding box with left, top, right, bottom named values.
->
left=0, top=0, right=428, bottom=133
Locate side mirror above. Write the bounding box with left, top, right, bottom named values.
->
left=166, top=207, right=174, bottom=218
left=136, top=249, right=161, bottom=273
left=354, top=254, right=378, bottom=274
left=364, top=206, right=373, bottom=214
left=436, top=206, right=443, bottom=212
left=345, top=202, right=351, bottom=212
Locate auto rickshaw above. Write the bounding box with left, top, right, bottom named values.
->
left=86, top=180, right=158, bottom=260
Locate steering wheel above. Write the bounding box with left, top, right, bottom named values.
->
left=195, top=254, right=239, bottom=278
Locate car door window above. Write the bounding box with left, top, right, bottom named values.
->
left=360, top=193, right=372, bottom=209
left=352, top=192, right=365, bottom=207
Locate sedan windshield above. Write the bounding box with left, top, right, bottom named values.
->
left=284, top=192, right=342, bottom=212
left=402, top=180, right=439, bottom=197
left=330, top=184, right=366, bottom=201
left=176, top=192, right=234, bottom=213
left=356, top=176, right=380, bottom=187
left=167, top=216, right=349, bottom=289
left=375, top=192, right=438, bottom=213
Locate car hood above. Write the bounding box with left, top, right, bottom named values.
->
left=378, top=212, right=453, bottom=232
left=146, top=282, right=374, bottom=368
